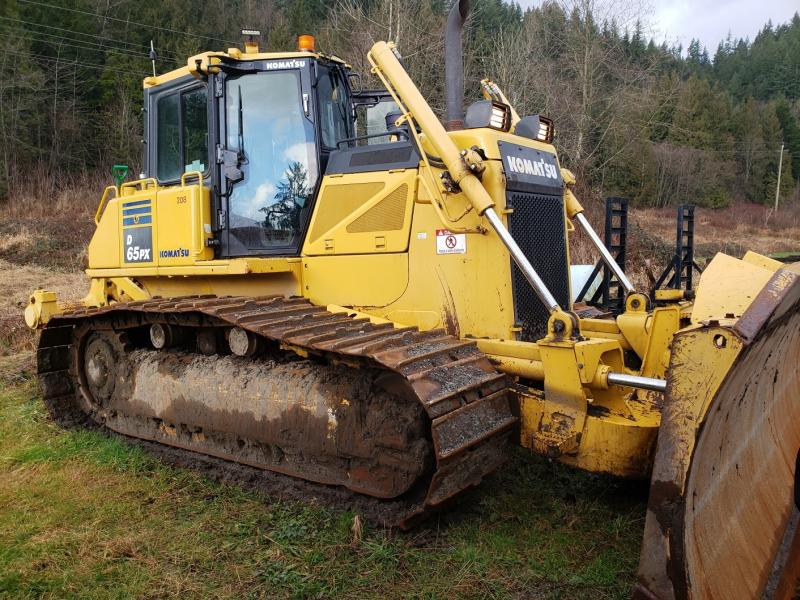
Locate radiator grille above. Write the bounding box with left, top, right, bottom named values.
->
left=506, top=191, right=571, bottom=341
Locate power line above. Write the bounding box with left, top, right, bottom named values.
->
left=0, top=27, right=152, bottom=60
left=0, top=15, right=160, bottom=53
left=17, top=0, right=237, bottom=45
left=0, top=15, right=183, bottom=60
left=1, top=46, right=143, bottom=74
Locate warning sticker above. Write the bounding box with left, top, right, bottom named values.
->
left=436, top=229, right=466, bottom=255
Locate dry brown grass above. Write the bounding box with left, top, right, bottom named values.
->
left=0, top=258, right=86, bottom=355
left=0, top=214, right=93, bottom=272
left=631, top=202, right=800, bottom=258
left=1, top=167, right=104, bottom=220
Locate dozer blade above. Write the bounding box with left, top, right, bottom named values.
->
left=636, top=259, right=800, bottom=599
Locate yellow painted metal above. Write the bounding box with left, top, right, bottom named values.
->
left=479, top=79, right=521, bottom=126
left=560, top=169, right=585, bottom=220
left=78, top=277, right=107, bottom=306
left=144, top=50, right=346, bottom=89
left=444, top=128, right=557, bottom=160
left=742, top=249, right=783, bottom=271
left=303, top=254, right=408, bottom=308
left=691, top=252, right=775, bottom=324
left=638, top=306, right=681, bottom=380
left=86, top=258, right=300, bottom=278
left=303, top=170, right=417, bottom=256
left=88, top=192, right=121, bottom=269
left=368, top=41, right=496, bottom=216
left=517, top=385, right=659, bottom=478
left=653, top=288, right=686, bottom=301
left=89, top=176, right=213, bottom=271
left=156, top=173, right=214, bottom=264
left=30, top=37, right=800, bottom=490
left=109, top=277, right=150, bottom=302
left=94, top=185, right=118, bottom=224
left=23, top=290, right=60, bottom=328
left=325, top=305, right=394, bottom=326
left=137, top=272, right=301, bottom=300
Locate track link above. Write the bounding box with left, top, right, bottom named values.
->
left=36, top=295, right=516, bottom=527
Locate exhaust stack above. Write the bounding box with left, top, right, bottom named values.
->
left=444, top=0, right=469, bottom=131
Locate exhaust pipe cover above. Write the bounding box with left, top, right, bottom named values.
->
left=444, top=0, right=469, bottom=131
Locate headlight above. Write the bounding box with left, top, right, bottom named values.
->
left=464, top=100, right=512, bottom=132
left=515, top=115, right=554, bottom=143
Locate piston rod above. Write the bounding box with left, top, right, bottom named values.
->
left=574, top=212, right=635, bottom=295
left=607, top=371, right=667, bottom=393
left=484, top=207, right=561, bottom=314
left=368, top=41, right=563, bottom=316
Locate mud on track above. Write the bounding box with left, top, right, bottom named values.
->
left=38, top=295, right=517, bottom=527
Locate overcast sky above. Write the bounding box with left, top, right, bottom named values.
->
left=514, top=0, right=799, bottom=53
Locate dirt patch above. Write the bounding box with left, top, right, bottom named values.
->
left=0, top=352, right=35, bottom=386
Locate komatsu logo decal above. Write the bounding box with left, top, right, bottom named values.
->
left=160, top=248, right=190, bottom=259
left=265, top=59, right=305, bottom=70
left=506, top=155, right=560, bottom=179
left=498, top=141, right=563, bottom=193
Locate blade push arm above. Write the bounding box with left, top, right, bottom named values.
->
left=561, top=168, right=635, bottom=295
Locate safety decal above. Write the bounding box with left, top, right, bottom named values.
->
left=435, top=229, right=466, bottom=255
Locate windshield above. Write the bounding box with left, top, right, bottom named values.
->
left=226, top=70, right=318, bottom=253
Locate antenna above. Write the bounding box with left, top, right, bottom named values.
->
left=149, top=40, right=157, bottom=77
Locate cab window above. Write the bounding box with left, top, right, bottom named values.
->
left=317, top=67, right=350, bottom=148
left=155, top=85, right=208, bottom=182
left=225, top=70, right=319, bottom=254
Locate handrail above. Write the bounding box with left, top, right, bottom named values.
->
left=94, top=185, right=118, bottom=225
left=181, top=170, right=204, bottom=186
left=335, top=129, right=410, bottom=149
left=120, top=178, right=158, bottom=195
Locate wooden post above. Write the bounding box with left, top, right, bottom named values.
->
left=775, top=142, right=785, bottom=212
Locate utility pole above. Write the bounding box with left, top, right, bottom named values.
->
left=774, top=142, right=784, bottom=212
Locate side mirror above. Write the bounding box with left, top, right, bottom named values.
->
left=347, top=72, right=363, bottom=94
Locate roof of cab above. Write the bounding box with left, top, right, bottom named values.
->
left=143, top=49, right=348, bottom=89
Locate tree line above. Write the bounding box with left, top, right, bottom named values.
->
left=0, top=0, right=797, bottom=208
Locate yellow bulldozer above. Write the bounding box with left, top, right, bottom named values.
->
left=22, top=2, right=800, bottom=597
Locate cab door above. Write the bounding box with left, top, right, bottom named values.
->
left=145, top=75, right=214, bottom=264
left=215, top=61, right=321, bottom=258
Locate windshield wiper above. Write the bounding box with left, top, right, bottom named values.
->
left=237, top=91, right=246, bottom=162
left=221, top=86, right=246, bottom=186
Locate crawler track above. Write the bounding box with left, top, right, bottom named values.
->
left=36, top=295, right=516, bottom=526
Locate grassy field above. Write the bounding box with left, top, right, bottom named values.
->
left=0, top=355, right=646, bottom=599
left=1, top=200, right=798, bottom=599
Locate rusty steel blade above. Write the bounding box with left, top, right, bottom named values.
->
left=636, top=264, right=800, bottom=600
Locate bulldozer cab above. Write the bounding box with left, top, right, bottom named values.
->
left=143, top=53, right=378, bottom=258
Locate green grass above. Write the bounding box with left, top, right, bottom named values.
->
left=0, top=370, right=646, bottom=599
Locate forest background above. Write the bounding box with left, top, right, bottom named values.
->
left=0, top=0, right=798, bottom=211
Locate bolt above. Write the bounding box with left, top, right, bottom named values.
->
left=631, top=298, right=641, bottom=309
left=553, top=320, right=565, bottom=333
